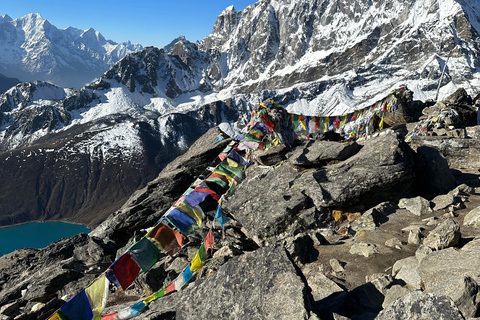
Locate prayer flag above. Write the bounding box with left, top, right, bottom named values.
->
left=334, top=116, right=340, bottom=129
left=101, top=312, right=118, bottom=320
left=193, top=187, right=221, bottom=201
left=299, top=115, right=307, bottom=131
left=176, top=201, right=203, bottom=226
left=47, top=312, right=62, bottom=320
left=109, top=253, right=140, bottom=290
left=165, top=208, right=198, bottom=234
left=182, top=265, right=194, bottom=284
left=237, top=141, right=259, bottom=151
left=59, top=290, right=94, bottom=320
left=128, top=238, right=161, bottom=273
left=143, top=288, right=166, bottom=304
left=129, top=301, right=146, bottom=315
left=206, top=175, right=228, bottom=188
left=226, top=158, right=244, bottom=170
left=205, top=228, right=214, bottom=253
left=184, top=189, right=211, bottom=207
left=190, top=251, right=204, bottom=272
left=165, top=282, right=176, bottom=295
left=215, top=205, right=230, bottom=229
left=198, top=243, right=207, bottom=262
left=146, top=222, right=186, bottom=256
left=85, top=274, right=109, bottom=319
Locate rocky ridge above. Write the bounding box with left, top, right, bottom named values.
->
left=1, top=88, right=480, bottom=319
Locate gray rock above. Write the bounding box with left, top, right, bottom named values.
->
left=255, top=145, right=287, bottom=166
left=423, top=218, right=460, bottom=250
left=392, top=256, right=422, bottom=290
left=349, top=242, right=379, bottom=258
left=382, top=285, right=411, bottom=309
left=464, top=206, right=480, bottom=227
left=349, top=212, right=376, bottom=232
left=431, top=194, right=456, bottom=211
left=289, top=140, right=360, bottom=167
left=408, top=230, right=421, bottom=245
left=302, top=264, right=344, bottom=301
left=449, top=183, right=475, bottom=197
left=224, top=132, right=414, bottom=240
left=385, top=238, right=404, bottom=250
left=285, top=233, right=318, bottom=264
left=333, top=313, right=351, bottom=320
left=398, top=196, right=432, bottom=216
left=144, top=246, right=319, bottom=319
left=330, top=258, right=346, bottom=273
left=418, top=239, right=480, bottom=290
left=427, top=276, right=479, bottom=318
left=415, top=245, right=433, bottom=261
left=376, top=291, right=465, bottom=320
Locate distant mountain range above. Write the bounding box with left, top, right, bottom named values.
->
left=0, top=13, right=143, bottom=89
left=0, top=0, right=479, bottom=227
left=0, top=72, right=20, bottom=93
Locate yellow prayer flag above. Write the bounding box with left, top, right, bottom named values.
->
left=212, top=170, right=233, bottom=183
left=143, top=293, right=157, bottom=304
left=176, top=202, right=202, bottom=226
left=379, top=117, right=385, bottom=130
left=85, top=274, right=109, bottom=319
left=226, top=158, right=243, bottom=170
left=248, top=129, right=264, bottom=137
left=190, top=251, right=204, bottom=272
left=47, top=312, right=62, bottom=320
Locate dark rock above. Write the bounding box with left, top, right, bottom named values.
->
left=443, top=88, right=473, bottom=106
left=413, top=145, right=456, bottom=196
left=254, top=145, right=287, bottom=166
left=143, top=246, right=319, bottom=319
left=376, top=291, right=465, bottom=320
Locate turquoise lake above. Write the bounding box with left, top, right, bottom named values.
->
left=0, top=221, right=91, bottom=256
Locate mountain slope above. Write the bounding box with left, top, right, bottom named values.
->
left=0, top=13, right=143, bottom=88
left=0, top=0, right=479, bottom=227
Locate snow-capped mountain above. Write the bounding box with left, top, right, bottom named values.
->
left=0, top=13, right=143, bottom=89
left=0, top=0, right=479, bottom=227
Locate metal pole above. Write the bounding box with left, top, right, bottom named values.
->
left=435, top=55, right=450, bottom=102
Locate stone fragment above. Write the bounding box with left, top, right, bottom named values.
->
left=423, top=218, right=460, bottom=250
left=398, top=196, right=432, bottom=216
left=330, top=258, right=345, bottom=273
left=382, top=285, right=411, bottom=309
left=408, top=230, right=421, bottom=245
left=385, top=237, right=404, bottom=250
left=415, top=245, right=433, bottom=262
left=349, top=242, right=378, bottom=257
left=392, top=256, right=421, bottom=290
left=464, top=206, right=480, bottom=227
left=431, top=194, right=456, bottom=211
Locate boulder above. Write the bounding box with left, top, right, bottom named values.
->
left=254, top=144, right=287, bottom=166
left=382, top=285, right=411, bottom=309
left=431, top=194, right=456, bottom=211
left=398, top=196, right=432, bottom=216
left=464, top=206, right=480, bottom=227
left=385, top=238, right=404, bottom=250
left=443, top=88, right=473, bottom=106
left=392, top=256, right=422, bottom=290
left=376, top=291, right=465, bottom=320
left=413, top=145, right=457, bottom=196
left=417, top=239, right=480, bottom=290
left=426, top=276, right=479, bottom=318
left=224, top=132, right=414, bottom=240
left=289, top=140, right=360, bottom=167
left=411, top=136, right=480, bottom=172
left=143, top=246, right=319, bottom=319
left=422, top=218, right=460, bottom=250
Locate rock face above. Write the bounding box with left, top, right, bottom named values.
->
left=143, top=246, right=318, bottom=319
left=223, top=131, right=414, bottom=241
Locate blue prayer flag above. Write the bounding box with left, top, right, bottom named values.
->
left=183, top=265, right=194, bottom=284
left=58, top=289, right=94, bottom=320
left=166, top=208, right=197, bottom=233
left=215, top=206, right=230, bottom=229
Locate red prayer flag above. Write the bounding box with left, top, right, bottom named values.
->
left=165, top=281, right=176, bottom=295
left=111, top=253, right=140, bottom=290
left=205, top=228, right=214, bottom=254
left=147, top=222, right=186, bottom=256
left=193, top=187, right=220, bottom=201
left=102, top=311, right=118, bottom=319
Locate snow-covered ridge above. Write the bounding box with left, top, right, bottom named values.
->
left=0, top=13, right=143, bottom=88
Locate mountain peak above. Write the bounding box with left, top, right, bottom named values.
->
left=0, top=14, right=12, bottom=22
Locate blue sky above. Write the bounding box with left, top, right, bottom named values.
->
left=1, top=0, right=258, bottom=48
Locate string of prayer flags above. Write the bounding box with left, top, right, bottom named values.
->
left=146, top=221, right=186, bottom=256
left=58, top=289, right=94, bottom=320
left=107, top=253, right=140, bottom=290
left=127, top=237, right=161, bottom=273
left=85, top=274, right=109, bottom=319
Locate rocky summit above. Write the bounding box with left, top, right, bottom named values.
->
left=1, top=87, right=480, bottom=320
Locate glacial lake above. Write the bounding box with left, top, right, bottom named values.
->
left=0, top=221, right=91, bottom=256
